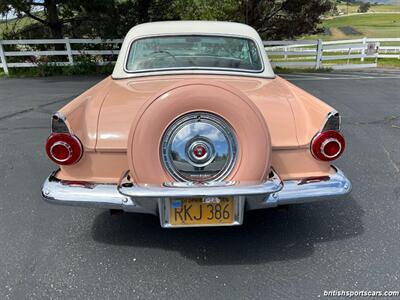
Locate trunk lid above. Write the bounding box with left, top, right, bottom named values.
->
left=95, top=75, right=315, bottom=151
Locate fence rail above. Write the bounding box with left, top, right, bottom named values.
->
left=0, top=38, right=122, bottom=74
left=0, top=37, right=399, bottom=74
left=264, top=37, right=399, bottom=70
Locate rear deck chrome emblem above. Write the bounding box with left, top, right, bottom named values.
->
left=186, top=138, right=216, bottom=168
left=192, top=144, right=207, bottom=159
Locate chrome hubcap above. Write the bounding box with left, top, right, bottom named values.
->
left=186, top=138, right=216, bottom=167
left=160, top=112, right=238, bottom=182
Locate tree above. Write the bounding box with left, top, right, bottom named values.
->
left=0, top=0, right=177, bottom=39
left=0, top=0, right=118, bottom=39
left=358, top=2, right=371, bottom=13
left=1, top=0, right=335, bottom=40
left=107, top=0, right=178, bottom=38
left=1, top=0, right=65, bottom=39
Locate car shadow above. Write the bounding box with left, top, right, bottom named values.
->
left=91, top=196, right=363, bottom=265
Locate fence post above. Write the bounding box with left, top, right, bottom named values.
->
left=0, top=40, right=9, bottom=75
left=65, top=37, right=74, bottom=65
left=375, top=42, right=380, bottom=65
left=361, top=37, right=367, bottom=62
left=315, top=39, right=323, bottom=69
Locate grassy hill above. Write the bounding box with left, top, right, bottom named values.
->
left=305, top=12, right=400, bottom=40
left=0, top=16, right=38, bottom=38
left=336, top=3, right=400, bottom=14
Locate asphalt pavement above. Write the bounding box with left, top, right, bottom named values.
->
left=0, top=70, right=399, bottom=299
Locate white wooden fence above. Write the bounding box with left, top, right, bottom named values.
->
left=264, top=37, right=400, bottom=70
left=0, top=38, right=123, bottom=74
left=0, top=37, right=399, bottom=74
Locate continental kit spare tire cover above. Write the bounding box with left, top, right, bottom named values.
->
left=127, top=79, right=272, bottom=185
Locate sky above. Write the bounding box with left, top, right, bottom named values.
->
left=1, top=10, right=15, bottom=21
left=0, top=2, right=43, bottom=21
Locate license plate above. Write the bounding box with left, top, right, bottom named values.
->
left=169, top=197, right=234, bottom=226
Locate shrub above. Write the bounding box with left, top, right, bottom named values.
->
left=338, top=26, right=362, bottom=35
left=358, top=3, right=371, bottom=13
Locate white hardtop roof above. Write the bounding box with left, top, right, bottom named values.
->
left=112, top=21, right=275, bottom=79
left=125, top=21, right=262, bottom=40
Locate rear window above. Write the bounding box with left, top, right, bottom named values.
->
left=125, top=35, right=263, bottom=73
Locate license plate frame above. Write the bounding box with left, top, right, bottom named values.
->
left=159, top=196, right=245, bottom=228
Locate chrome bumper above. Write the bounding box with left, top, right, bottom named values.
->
left=42, top=166, right=351, bottom=224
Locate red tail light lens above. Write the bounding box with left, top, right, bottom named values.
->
left=311, top=130, right=345, bottom=161
left=45, top=133, right=83, bottom=165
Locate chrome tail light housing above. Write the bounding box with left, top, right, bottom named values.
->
left=46, top=113, right=83, bottom=165
left=322, top=111, right=341, bottom=132
left=51, top=112, right=69, bottom=133
left=311, top=111, right=346, bottom=162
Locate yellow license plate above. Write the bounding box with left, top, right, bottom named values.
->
left=169, top=197, right=234, bottom=226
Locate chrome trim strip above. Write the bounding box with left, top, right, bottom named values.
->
left=50, top=141, right=73, bottom=163
left=320, top=138, right=342, bottom=159
left=51, top=112, right=69, bottom=133
left=123, top=33, right=265, bottom=75
left=321, top=110, right=341, bottom=132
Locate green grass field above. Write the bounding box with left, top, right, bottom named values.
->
left=305, top=12, right=400, bottom=40
left=336, top=4, right=400, bottom=14
left=0, top=12, right=44, bottom=38
left=0, top=16, right=37, bottom=37
left=273, top=57, right=400, bottom=72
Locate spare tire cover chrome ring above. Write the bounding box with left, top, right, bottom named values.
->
left=161, top=112, right=238, bottom=182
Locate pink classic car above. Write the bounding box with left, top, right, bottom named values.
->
left=42, top=21, right=351, bottom=228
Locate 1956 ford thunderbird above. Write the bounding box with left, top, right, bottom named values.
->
left=42, top=21, right=351, bottom=228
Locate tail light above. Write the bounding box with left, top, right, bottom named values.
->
left=311, top=130, right=345, bottom=161
left=45, top=133, right=83, bottom=165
